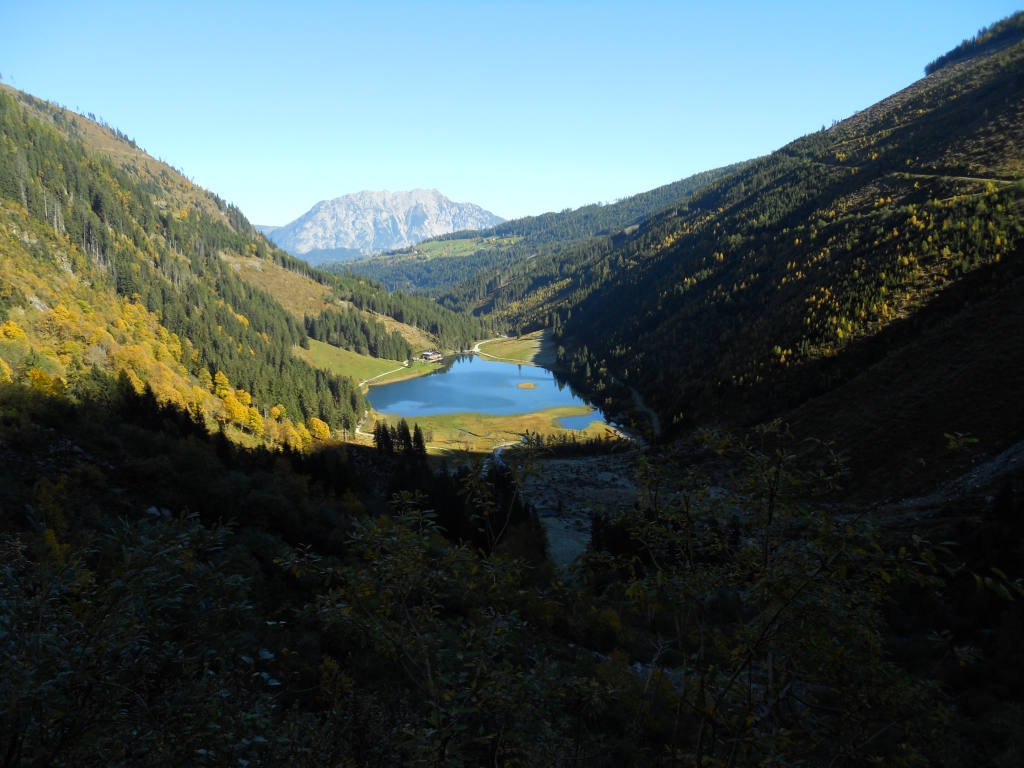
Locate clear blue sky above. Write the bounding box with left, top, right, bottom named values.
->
left=1, top=1, right=1018, bottom=224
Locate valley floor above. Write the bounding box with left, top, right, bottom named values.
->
left=372, top=405, right=612, bottom=455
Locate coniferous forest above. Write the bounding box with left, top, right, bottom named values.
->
left=4, top=12, right=1024, bottom=768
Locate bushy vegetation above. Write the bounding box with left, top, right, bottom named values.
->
left=509, top=427, right=628, bottom=457
left=5, top=12, right=1024, bottom=767
left=6, top=383, right=1023, bottom=766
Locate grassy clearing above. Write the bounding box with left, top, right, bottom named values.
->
left=224, top=253, right=438, bottom=351
left=369, top=311, right=436, bottom=351
left=412, top=236, right=522, bottom=259
left=294, top=340, right=441, bottom=386
left=294, top=341, right=399, bottom=382
left=222, top=254, right=341, bottom=319
left=475, top=330, right=557, bottom=365
left=375, top=405, right=611, bottom=455
left=369, top=359, right=444, bottom=385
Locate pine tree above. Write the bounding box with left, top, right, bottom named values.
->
left=397, top=418, right=413, bottom=457
left=413, top=423, right=427, bottom=459
left=373, top=421, right=394, bottom=455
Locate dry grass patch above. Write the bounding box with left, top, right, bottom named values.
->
left=475, top=330, right=556, bottom=365
left=222, top=255, right=341, bottom=319
left=375, top=405, right=611, bottom=456
left=223, top=254, right=438, bottom=352
left=294, top=340, right=439, bottom=386
left=371, top=312, right=435, bottom=351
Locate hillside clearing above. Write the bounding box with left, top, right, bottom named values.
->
left=410, top=236, right=522, bottom=259
left=224, top=253, right=438, bottom=351
left=473, top=330, right=557, bottom=365
left=294, top=340, right=440, bottom=386
left=222, top=254, right=341, bottom=318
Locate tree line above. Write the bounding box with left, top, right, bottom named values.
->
left=305, top=308, right=412, bottom=361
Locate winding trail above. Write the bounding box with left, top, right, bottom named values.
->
left=359, top=361, right=409, bottom=387
left=470, top=338, right=532, bottom=364
left=629, top=387, right=661, bottom=437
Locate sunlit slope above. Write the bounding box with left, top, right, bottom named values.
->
left=221, top=253, right=436, bottom=353
left=0, top=198, right=194, bottom=402
left=1, top=83, right=241, bottom=229
left=2, top=82, right=484, bottom=342
left=0, top=84, right=365, bottom=447
left=510, top=38, right=1024, bottom=444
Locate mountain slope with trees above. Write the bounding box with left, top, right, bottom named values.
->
left=0, top=84, right=363, bottom=443
left=0, top=84, right=489, bottom=445
left=488, top=25, right=1024, bottom=494
left=346, top=164, right=742, bottom=307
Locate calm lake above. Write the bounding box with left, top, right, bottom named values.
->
left=367, top=354, right=604, bottom=427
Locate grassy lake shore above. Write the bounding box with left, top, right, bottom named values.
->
left=294, top=340, right=443, bottom=387
left=375, top=404, right=612, bottom=455
left=473, top=330, right=557, bottom=366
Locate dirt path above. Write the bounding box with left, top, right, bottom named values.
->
left=629, top=387, right=661, bottom=437
left=811, top=161, right=1014, bottom=188
left=471, top=337, right=550, bottom=365
left=359, top=362, right=409, bottom=387
left=471, top=339, right=508, bottom=360
left=897, top=172, right=1014, bottom=185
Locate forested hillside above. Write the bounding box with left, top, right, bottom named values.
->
left=305, top=308, right=412, bottom=361
left=346, top=164, right=741, bottom=308
left=272, top=249, right=490, bottom=349
left=0, top=85, right=362, bottom=442
left=490, top=27, right=1024, bottom=489
left=0, top=84, right=488, bottom=450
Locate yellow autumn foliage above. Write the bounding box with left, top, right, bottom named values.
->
left=246, top=407, right=264, bottom=437
left=295, top=422, right=313, bottom=450
left=222, top=394, right=249, bottom=424
left=213, top=371, right=231, bottom=398
left=0, top=320, right=27, bottom=341
left=308, top=417, right=330, bottom=441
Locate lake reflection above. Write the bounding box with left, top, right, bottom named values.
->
left=556, top=413, right=602, bottom=430
left=367, top=355, right=596, bottom=417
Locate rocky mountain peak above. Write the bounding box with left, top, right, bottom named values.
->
left=265, top=188, right=504, bottom=263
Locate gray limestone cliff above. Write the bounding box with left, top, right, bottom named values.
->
left=266, top=189, right=504, bottom=262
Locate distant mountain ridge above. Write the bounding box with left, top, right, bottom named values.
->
left=267, top=189, right=504, bottom=263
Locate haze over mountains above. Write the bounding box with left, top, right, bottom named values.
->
left=262, top=188, right=504, bottom=264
